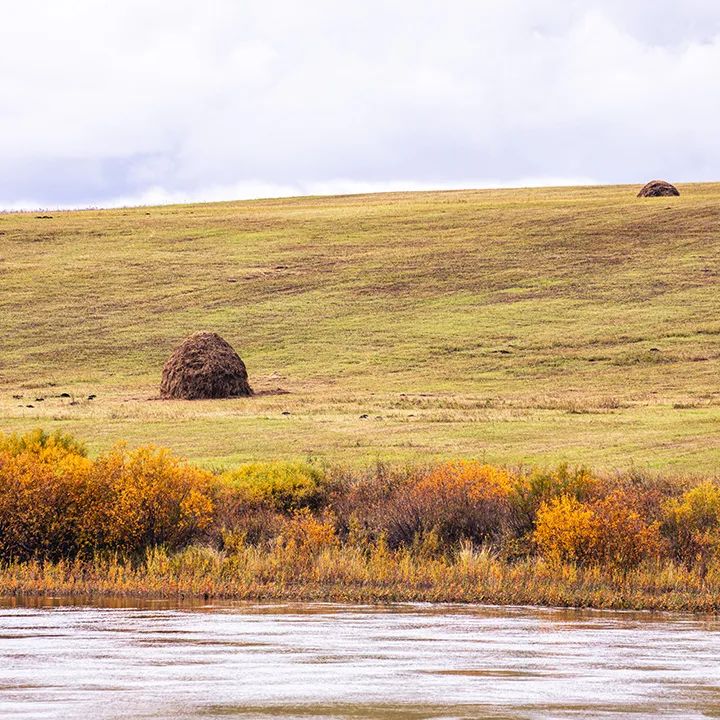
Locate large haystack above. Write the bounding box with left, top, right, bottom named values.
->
left=160, top=331, right=252, bottom=400
left=637, top=180, right=680, bottom=198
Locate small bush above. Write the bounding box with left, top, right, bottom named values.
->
left=534, top=495, right=599, bottom=564
left=220, top=461, right=326, bottom=513
left=91, top=446, right=215, bottom=554
left=280, top=509, right=337, bottom=554
left=512, top=464, right=598, bottom=534
left=379, top=460, right=513, bottom=548
left=0, top=428, right=86, bottom=461
left=214, top=502, right=285, bottom=547
left=0, top=435, right=216, bottom=561
left=591, top=491, right=664, bottom=568
left=327, top=463, right=412, bottom=542
left=0, top=449, right=93, bottom=561
left=663, top=481, right=720, bottom=566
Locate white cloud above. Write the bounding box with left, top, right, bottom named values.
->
left=1, top=1, right=719, bottom=208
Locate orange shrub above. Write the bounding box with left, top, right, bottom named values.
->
left=90, top=446, right=215, bottom=554
left=280, top=509, right=337, bottom=554
left=0, top=448, right=93, bottom=561
left=591, top=491, right=664, bottom=568
left=534, top=495, right=599, bottom=564
left=420, top=461, right=513, bottom=501
left=381, top=461, right=513, bottom=548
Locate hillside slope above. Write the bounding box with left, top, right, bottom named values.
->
left=2, top=184, right=719, bottom=470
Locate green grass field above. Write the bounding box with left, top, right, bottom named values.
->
left=2, top=183, right=719, bottom=472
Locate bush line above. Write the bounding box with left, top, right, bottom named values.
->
left=1, top=429, right=720, bottom=611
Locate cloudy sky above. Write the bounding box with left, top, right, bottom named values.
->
left=2, top=0, right=719, bottom=209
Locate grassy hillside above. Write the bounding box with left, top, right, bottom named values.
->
left=2, top=183, right=719, bottom=471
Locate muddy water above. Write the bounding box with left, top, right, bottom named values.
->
left=1, top=599, right=719, bottom=719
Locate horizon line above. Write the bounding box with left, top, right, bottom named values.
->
left=1, top=177, right=710, bottom=214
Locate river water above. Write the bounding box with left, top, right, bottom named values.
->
left=1, top=598, right=719, bottom=719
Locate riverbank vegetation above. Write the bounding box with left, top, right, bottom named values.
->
left=2, top=429, right=720, bottom=611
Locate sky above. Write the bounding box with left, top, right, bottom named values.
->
left=2, top=0, right=719, bottom=209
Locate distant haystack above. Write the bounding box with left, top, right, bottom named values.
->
left=160, top=331, right=252, bottom=400
left=637, top=180, right=680, bottom=198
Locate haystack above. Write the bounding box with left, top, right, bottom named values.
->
left=637, top=180, right=680, bottom=198
left=160, top=331, right=252, bottom=400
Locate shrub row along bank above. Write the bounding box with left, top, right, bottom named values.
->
left=1, top=430, right=720, bottom=610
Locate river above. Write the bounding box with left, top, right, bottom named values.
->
left=1, top=598, right=719, bottom=719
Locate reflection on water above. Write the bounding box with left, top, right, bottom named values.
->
left=1, top=597, right=719, bottom=719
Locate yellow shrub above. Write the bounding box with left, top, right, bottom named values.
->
left=512, top=464, right=598, bottom=534
left=220, top=461, right=325, bottom=512
left=664, top=481, right=720, bottom=564
left=92, top=445, right=215, bottom=553
left=0, top=447, right=93, bottom=561
left=534, top=495, right=599, bottom=564
left=0, top=428, right=86, bottom=463
left=280, top=509, right=337, bottom=553
left=0, top=439, right=215, bottom=560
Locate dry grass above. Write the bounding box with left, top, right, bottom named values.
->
left=3, top=546, right=720, bottom=612
left=2, top=183, right=720, bottom=470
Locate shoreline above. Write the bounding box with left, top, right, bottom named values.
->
left=2, top=549, right=719, bottom=614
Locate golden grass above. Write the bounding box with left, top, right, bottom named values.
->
left=2, top=183, right=720, bottom=470
left=3, top=545, right=720, bottom=613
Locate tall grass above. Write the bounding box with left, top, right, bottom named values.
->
left=3, top=546, right=720, bottom=612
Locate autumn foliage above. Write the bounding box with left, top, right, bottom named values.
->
left=0, top=431, right=214, bottom=561
left=390, top=460, right=512, bottom=546
left=663, top=481, right=720, bottom=567
left=1, top=430, right=719, bottom=584
left=533, top=490, right=664, bottom=568
left=533, top=495, right=600, bottom=564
